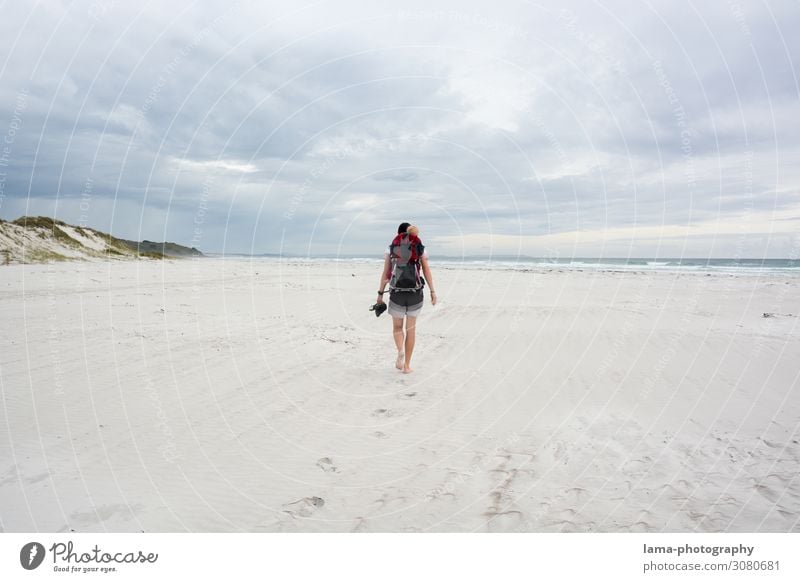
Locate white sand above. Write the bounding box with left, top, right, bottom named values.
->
left=1, top=258, right=798, bottom=532
left=57, top=226, right=111, bottom=253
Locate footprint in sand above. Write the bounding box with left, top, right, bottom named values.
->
left=371, top=408, right=397, bottom=418
left=316, top=457, right=338, bottom=473
left=622, top=456, right=653, bottom=474
left=552, top=441, right=569, bottom=464
left=397, top=392, right=417, bottom=400
left=754, top=483, right=780, bottom=503
left=776, top=507, right=797, bottom=520
left=562, top=487, right=587, bottom=503
left=372, top=431, right=389, bottom=439
left=282, top=496, right=325, bottom=518
left=484, top=509, right=525, bottom=531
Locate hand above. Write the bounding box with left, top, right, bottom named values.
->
left=376, top=295, right=385, bottom=304
left=430, top=292, right=437, bottom=306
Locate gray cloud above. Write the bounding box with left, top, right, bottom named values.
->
left=1, top=0, right=798, bottom=257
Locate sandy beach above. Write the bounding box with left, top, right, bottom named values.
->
left=1, top=258, right=798, bottom=533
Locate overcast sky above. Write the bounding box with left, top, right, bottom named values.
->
left=1, top=0, right=798, bottom=257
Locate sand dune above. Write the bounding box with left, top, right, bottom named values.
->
left=0, top=216, right=202, bottom=263
left=1, top=259, right=798, bottom=532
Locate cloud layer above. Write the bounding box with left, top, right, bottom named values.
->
left=1, top=0, right=798, bottom=257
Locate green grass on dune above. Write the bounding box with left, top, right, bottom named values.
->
left=6, top=216, right=188, bottom=262
left=12, top=216, right=83, bottom=248
left=26, top=248, right=70, bottom=262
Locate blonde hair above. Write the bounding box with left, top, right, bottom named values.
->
left=407, top=225, right=419, bottom=236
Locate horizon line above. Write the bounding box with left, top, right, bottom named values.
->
left=202, top=252, right=800, bottom=261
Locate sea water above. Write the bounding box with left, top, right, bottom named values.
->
left=205, top=254, right=800, bottom=275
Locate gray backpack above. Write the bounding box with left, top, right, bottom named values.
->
left=389, top=234, right=424, bottom=291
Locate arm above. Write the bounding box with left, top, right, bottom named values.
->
left=377, top=255, right=392, bottom=304
left=420, top=255, right=437, bottom=305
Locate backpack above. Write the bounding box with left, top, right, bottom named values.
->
left=388, top=234, right=425, bottom=291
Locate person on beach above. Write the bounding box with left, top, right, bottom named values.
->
left=376, top=222, right=437, bottom=374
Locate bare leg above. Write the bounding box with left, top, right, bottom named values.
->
left=403, top=316, right=417, bottom=373
left=392, top=317, right=405, bottom=369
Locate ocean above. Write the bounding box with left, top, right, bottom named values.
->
left=210, top=254, right=800, bottom=275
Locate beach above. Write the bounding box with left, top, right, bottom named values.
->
left=1, top=258, right=798, bottom=532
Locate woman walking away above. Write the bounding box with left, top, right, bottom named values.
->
left=376, top=222, right=437, bottom=374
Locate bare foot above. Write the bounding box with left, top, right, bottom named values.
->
left=402, top=365, right=413, bottom=374
left=395, top=352, right=405, bottom=370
